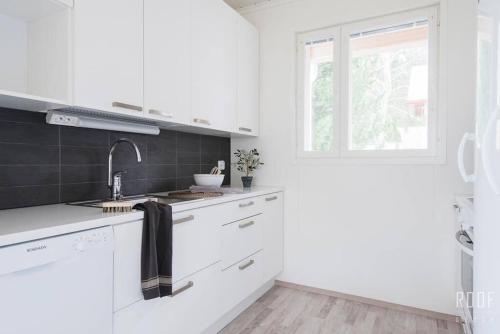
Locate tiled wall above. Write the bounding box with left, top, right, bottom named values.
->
left=0, top=107, right=231, bottom=210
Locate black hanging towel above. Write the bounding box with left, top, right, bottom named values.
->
left=133, top=201, right=173, bottom=300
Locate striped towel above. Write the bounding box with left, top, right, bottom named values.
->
left=134, top=201, right=173, bottom=300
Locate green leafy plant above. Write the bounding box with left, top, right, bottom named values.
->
left=233, top=149, right=264, bottom=177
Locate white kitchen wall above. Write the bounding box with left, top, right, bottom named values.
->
left=231, top=0, right=476, bottom=314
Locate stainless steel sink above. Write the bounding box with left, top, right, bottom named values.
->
left=67, top=194, right=190, bottom=208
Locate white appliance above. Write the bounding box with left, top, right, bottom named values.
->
left=455, top=198, right=474, bottom=334
left=460, top=0, right=500, bottom=332
left=0, top=227, right=114, bottom=334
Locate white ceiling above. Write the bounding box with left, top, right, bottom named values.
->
left=224, top=0, right=274, bottom=10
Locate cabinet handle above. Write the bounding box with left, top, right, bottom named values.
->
left=239, top=201, right=254, bottom=208
left=112, top=101, right=143, bottom=112
left=170, top=281, right=194, bottom=297
left=239, top=127, right=253, bottom=133
left=193, top=118, right=211, bottom=126
left=174, top=215, right=195, bottom=225
left=239, top=259, right=255, bottom=271
left=239, top=221, right=255, bottom=229
left=149, top=109, right=173, bottom=118
left=265, top=196, right=278, bottom=202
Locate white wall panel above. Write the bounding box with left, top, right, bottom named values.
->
left=231, top=0, right=475, bottom=314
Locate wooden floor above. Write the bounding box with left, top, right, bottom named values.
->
left=220, top=285, right=461, bottom=334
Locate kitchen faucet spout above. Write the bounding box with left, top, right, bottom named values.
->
left=108, top=138, right=142, bottom=200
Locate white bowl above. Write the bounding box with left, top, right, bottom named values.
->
left=193, top=174, right=225, bottom=187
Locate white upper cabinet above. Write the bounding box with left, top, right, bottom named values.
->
left=0, top=0, right=71, bottom=111
left=236, top=17, right=259, bottom=136
left=144, top=0, right=191, bottom=123
left=73, top=0, right=144, bottom=115
left=191, top=0, right=237, bottom=131
left=1, top=0, right=260, bottom=136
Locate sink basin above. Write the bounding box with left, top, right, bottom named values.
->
left=67, top=194, right=190, bottom=208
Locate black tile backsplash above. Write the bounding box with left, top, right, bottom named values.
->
left=0, top=108, right=231, bottom=210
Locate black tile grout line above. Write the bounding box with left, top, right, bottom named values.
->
left=0, top=164, right=61, bottom=167
left=60, top=181, right=115, bottom=186
left=0, top=184, right=61, bottom=189
left=0, top=142, right=60, bottom=147
left=147, top=177, right=177, bottom=181
left=59, top=164, right=109, bottom=167
left=0, top=119, right=51, bottom=126
left=59, top=144, right=111, bottom=149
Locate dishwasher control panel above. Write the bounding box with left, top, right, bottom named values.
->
left=0, top=226, right=113, bottom=277
left=72, top=229, right=112, bottom=251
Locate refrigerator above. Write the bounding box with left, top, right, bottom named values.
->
left=467, top=0, right=500, bottom=332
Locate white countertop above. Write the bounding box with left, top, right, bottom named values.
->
left=0, top=186, right=283, bottom=247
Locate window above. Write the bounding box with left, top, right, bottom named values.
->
left=298, top=28, right=340, bottom=156
left=297, top=7, right=440, bottom=160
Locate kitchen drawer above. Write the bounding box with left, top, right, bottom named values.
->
left=224, top=197, right=264, bottom=223
left=172, top=206, right=222, bottom=281
left=114, top=263, right=221, bottom=334
left=221, top=251, right=263, bottom=314
left=113, top=205, right=222, bottom=311
left=221, top=214, right=263, bottom=269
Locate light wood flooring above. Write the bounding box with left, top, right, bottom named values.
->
left=220, top=285, right=462, bottom=334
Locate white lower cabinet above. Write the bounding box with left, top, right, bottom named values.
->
left=221, top=251, right=264, bottom=314
left=221, top=214, right=263, bottom=269
left=262, top=193, right=284, bottom=282
left=114, top=263, right=221, bottom=334
left=113, top=192, right=283, bottom=334
left=113, top=205, right=222, bottom=311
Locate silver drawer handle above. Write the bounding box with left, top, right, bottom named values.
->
left=239, top=127, right=253, bottom=133
left=239, top=259, right=255, bottom=271
left=193, top=118, right=211, bottom=125
left=149, top=109, right=173, bottom=118
left=170, top=281, right=194, bottom=297
left=174, top=215, right=195, bottom=225
left=265, top=196, right=278, bottom=202
left=239, top=201, right=254, bottom=208
left=239, top=221, right=255, bottom=229
left=112, top=101, right=143, bottom=112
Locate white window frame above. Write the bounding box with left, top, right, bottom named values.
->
left=296, top=27, right=341, bottom=158
left=295, top=6, right=442, bottom=163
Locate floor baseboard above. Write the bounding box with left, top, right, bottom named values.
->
left=275, top=280, right=459, bottom=323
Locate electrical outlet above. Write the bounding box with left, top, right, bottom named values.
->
left=47, top=112, right=79, bottom=126
left=218, top=160, right=226, bottom=171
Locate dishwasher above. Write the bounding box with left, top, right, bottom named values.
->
left=0, top=226, right=114, bottom=334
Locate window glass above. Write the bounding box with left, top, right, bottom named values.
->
left=303, top=38, right=335, bottom=152
left=349, top=20, right=430, bottom=150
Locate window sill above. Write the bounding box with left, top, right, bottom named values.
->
left=293, top=154, right=446, bottom=166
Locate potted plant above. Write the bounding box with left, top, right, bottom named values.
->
left=233, top=149, right=264, bottom=188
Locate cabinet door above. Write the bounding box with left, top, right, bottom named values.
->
left=262, top=193, right=284, bottom=282
left=221, top=251, right=263, bottom=314
left=236, top=17, right=260, bottom=136
left=73, top=0, right=143, bottom=114
left=144, top=0, right=191, bottom=123
left=114, top=264, right=221, bottom=334
left=191, top=0, right=237, bottom=131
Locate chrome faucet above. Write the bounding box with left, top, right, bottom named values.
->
left=108, top=138, right=142, bottom=200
